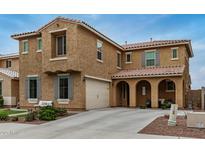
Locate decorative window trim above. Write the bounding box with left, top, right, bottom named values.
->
left=116, top=50, right=122, bottom=69
left=171, top=47, right=179, bottom=60
left=145, top=50, right=157, bottom=67
left=125, top=52, right=132, bottom=64
left=36, top=37, right=42, bottom=52
left=96, top=40, right=103, bottom=63
left=22, top=40, right=29, bottom=53
left=57, top=75, right=69, bottom=100
left=49, top=28, right=67, bottom=34
left=56, top=35, right=66, bottom=56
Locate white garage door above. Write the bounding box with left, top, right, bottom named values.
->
left=86, top=78, right=110, bottom=110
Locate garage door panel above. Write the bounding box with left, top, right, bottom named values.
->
left=86, top=79, right=110, bottom=110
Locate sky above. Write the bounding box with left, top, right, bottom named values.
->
left=0, top=14, right=204, bottom=89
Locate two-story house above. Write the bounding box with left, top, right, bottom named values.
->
left=0, top=53, right=19, bottom=107
left=11, top=17, right=193, bottom=110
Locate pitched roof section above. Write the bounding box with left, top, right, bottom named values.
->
left=11, top=17, right=124, bottom=50
left=123, top=40, right=193, bottom=57
left=0, top=52, right=19, bottom=59
left=112, top=65, right=185, bottom=79
left=0, top=68, right=19, bottom=79
left=10, top=17, right=193, bottom=57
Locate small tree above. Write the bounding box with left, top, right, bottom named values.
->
left=0, top=96, right=4, bottom=108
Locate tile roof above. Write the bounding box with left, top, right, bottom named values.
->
left=112, top=65, right=185, bottom=79
left=0, top=52, right=19, bottom=59
left=122, top=40, right=191, bottom=50
left=0, top=68, right=19, bottom=79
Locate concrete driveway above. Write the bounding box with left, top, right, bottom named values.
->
left=0, top=108, right=186, bottom=139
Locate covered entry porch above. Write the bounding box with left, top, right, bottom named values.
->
left=112, top=77, right=184, bottom=108
left=111, top=66, right=186, bottom=108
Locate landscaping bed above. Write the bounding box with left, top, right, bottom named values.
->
left=138, top=116, right=205, bottom=139
left=0, top=107, right=77, bottom=125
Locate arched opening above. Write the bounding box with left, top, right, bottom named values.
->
left=116, top=81, right=130, bottom=107
left=158, top=79, right=176, bottom=108
left=136, top=80, right=151, bottom=108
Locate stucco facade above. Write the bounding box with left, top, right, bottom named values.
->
left=11, top=17, right=193, bottom=110
left=0, top=53, right=19, bottom=107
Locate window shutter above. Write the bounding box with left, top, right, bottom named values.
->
left=37, top=77, right=41, bottom=100
left=141, top=52, right=145, bottom=67
left=156, top=50, right=160, bottom=66
left=68, top=75, right=73, bottom=100
left=25, top=77, right=29, bottom=99
left=54, top=76, right=58, bottom=100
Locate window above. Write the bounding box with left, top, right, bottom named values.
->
left=58, top=76, right=69, bottom=99
left=97, top=40, right=103, bottom=62
left=56, top=35, right=66, bottom=56
left=126, top=52, right=132, bottom=63
left=116, top=51, right=121, bottom=68
left=37, top=38, right=42, bottom=51
left=166, top=80, right=175, bottom=91
left=23, top=40, right=29, bottom=53
left=171, top=48, right=178, bottom=59
left=0, top=81, right=2, bottom=96
left=145, top=51, right=156, bottom=67
left=28, top=77, right=37, bottom=99
left=6, top=60, right=11, bottom=68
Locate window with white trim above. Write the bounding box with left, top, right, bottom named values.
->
left=145, top=51, right=156, bottom=67
left=116, top=51, right=121, bottom=68
left=96, top=40, right=103, bottom=62
left=37, top=37, right=42, bottom=51
left=23, top=40, right=29, bottom=53
left=58, top=75, right=69, bottom=99
left=126, top=52, right=132, bottom=63
left=28, top=77, right=38, bottom=99
left=56, top=35, right=66, bottom=56
left=171, top=48, right=178, bottom=59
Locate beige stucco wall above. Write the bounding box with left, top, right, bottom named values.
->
left=0, top=73, right=18, bottom=106
left=17, top=20, right=122, bottom=110
left=0, top=57, right=19, bottom=72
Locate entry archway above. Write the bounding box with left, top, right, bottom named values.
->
left=116, top=81, right=130, bottom=107
left=136, top=80, right=151, bottom=107
left=158, top=79, right=176, bottom=107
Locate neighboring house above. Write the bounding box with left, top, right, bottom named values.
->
left=11, top=17, right=193, bottom=110
left=0, top=53, right=19, bottom=107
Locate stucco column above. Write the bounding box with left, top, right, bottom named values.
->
left=129, top=83, right=136, bottom=107
left=112, top=82, right=117, bottom=107
left=151, top=81, right=158, bottom=108
left=175, top=79, right=183, bottom=108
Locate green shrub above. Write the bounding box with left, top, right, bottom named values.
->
left=161, top=100, right=172, bottom=109
left=39, top=106, right=57, bottom=121
left=0, top=96, right=4, bottom=108
left=26, top=112, right=34, bottom=121
left=55, top=108, right=67, bottom=116
left=139, top=105, right=147, bottom=109
left=0, top=111, right=8, bottom=121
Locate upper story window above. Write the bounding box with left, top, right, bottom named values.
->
left=96, top=40, right=103, bottom=62
left=145, top=51, right=156, bottom=67
left=171, top=47, right=178, bottom=60
left=37, top=37, right=42, bottom=52
left=6, top=60, right=11, bottom=68
left=116, top=51, right=121, bottom=68
left=125, top=52, right=132, bottom=63
left=22, top=40, right=29, bottom=53
left=56, top=35, right=66, bottom=56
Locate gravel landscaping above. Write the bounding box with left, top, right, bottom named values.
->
left=139, top=116, right=205, bottom=138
